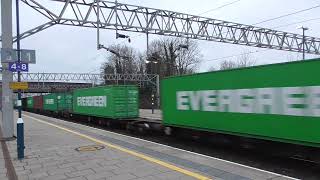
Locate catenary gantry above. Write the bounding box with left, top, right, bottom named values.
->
left=0, top=73, right=159, bottom=92
left=14, top=72, right=158, bottom=86
left=0, top=0, right=319, bottom=54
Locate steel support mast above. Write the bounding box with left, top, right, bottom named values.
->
left=1, top=0, right=14, bottom=139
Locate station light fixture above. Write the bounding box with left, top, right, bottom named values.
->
left=98, top=44, right=129, bottom=59
left=178, top=44, right=189, bottom=50
left=116, top=33, right=131, bottom=43
left=145, top=60, right=158, bottom=64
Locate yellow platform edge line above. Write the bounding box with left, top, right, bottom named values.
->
left=24, top=115, right=211, bottom=180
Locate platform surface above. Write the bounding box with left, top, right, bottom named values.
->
left=0, top=132, right=7, bottom=179
left=0, top=111, right=297, bottom=180
left=139, top=109, right=162, bottom=120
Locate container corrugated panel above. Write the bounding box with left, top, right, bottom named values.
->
left=43, top=93, right=58, bottom=111
left=57, top=93, right=73, bottom=112
left=27, top=97, right=34, bottom=109
left=33, top=96, right=44, bottom=110
left=161, top=58, right=320, bottom=148
left=73, top=85, right=139, bottom=119
left=126, top=86, right=139, bottom=117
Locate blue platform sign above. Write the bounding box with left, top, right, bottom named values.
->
left=8, top=62, right=28, bottom=72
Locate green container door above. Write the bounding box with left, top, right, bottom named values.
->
left=65, top=93, right=73, bottom=112
left=27, top=97, right=33, bottom=109
left=127, top=87, right=139, bottom=117
left=43, top=94, right=58, bottom=111
left=57, top=93, right=73, bottom=112
left=161, top=59, right=320, bottom=147
left=73, top=85, right=139, bottom=119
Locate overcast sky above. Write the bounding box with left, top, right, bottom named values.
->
left=1, top=0, right=320, bottom=73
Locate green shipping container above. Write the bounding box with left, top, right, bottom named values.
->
left=57, top=93, right=73, bottom=112
left=161, top=59, right=320, bottom=148
left=73, top=85, right=139, bottom=119
left=27, top=97, right=34, bottom=109
left=43, top=93, right=58, bottom=112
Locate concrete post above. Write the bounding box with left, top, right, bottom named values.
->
left=1, top=0, right=14, bottom=139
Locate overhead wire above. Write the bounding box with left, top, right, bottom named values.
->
left=252, top=4, right=320, bottom=25
left=198, top=0, right=242, bottom=16
left=205, top=49, right=269, bottom=62
left=272, top=17, right=320, bottom=29
left=204, top=4, right=320, bottom=62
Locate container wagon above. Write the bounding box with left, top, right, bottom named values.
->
left=161, top=58, right=320, bottom=149
left=26, top=97, right=34, bottom=111
left=43, top=93, right=59, bottom=114
left=33, top=95, right=43, bottom=113
left=73, top=85, right=139, bottom=119
left=57, top=93, right=73, bottom=117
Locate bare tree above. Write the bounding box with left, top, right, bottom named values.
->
left=219, top=52, right=256, bottom=70
left=101, top=44, right=139, bottom=75
left=219, top=60, right=237, bottom=70
left=136, top=52, right=146, bottom=74
left=207, top=66, right=216, bottom=72
left=100, top=44, right=143, bottom=84
left=177, top=38, right=202, bottom=75
left=148, top=37, right=202, bottom=78
left=286, top=53, right=301, bottom=62
left=100, top=37, right=202, bottom=82
left=236, top=53, right=256, bottom=68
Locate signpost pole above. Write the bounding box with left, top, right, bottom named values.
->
left=16, top=0, right=24, bottom=159
left=1, top=0, right=14, bottom=139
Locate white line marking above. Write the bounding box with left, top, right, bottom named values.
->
left=23, top=112, right=299, bottom=180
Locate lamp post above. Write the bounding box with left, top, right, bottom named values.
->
left=16, top=0, right=25, bottom=160
left=144, top=42, right=189, bottom=112
left=298, top=26, right=309, bottom=60
left=146, top=59, right=158, bottom=114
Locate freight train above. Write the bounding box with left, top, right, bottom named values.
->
left=22, top=59, right=320, bottom=162
left=23, top=85, right=139, bottom=119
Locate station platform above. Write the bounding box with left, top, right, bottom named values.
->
left=0, top=112, right=297, bottom=180
left=139, top=109, right=162, bottom=120
left=0, top=127, right=10, bottom=180
left=0, top=146, right=5, bottom=179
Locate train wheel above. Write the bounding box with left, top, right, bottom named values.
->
left=164, top=126, right=173, bottom=136
left=126, top=123, right=133, bottom=133
left=106, top=121, right=112, bottom=128
left=138, top=126, right=145, bottom=134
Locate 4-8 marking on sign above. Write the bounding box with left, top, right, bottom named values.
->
left=8, top=62, right=28, bottom=72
